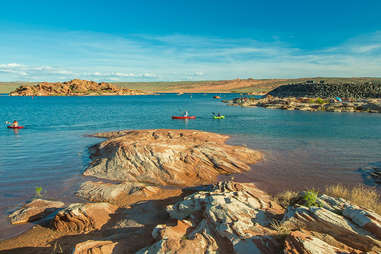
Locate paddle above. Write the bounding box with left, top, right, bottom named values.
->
left=5, top=121, right=11, bottom=125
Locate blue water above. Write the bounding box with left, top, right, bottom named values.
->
left=1, top=93, right=381, bottom=239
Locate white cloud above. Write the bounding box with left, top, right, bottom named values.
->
left=0, top=30, right=380, bottom=81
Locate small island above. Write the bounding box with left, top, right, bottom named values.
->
left=9, top=79, right=148, bottom=96
left=227, top=80, right=381, bottom=113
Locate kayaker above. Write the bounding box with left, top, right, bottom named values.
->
left=10, top=120, right=19, bottom=127
left=217, top=113, right=221, bottom=117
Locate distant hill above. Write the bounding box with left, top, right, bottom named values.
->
left=2, top=77, right=381, bottom=94
left=8, top=79, right=147, bottom=96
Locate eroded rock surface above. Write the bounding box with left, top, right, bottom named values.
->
left=84, top=129, right=263, bottom=186
left=76, top=180, right=181, bottom=207
left=72, top=240, right=118, bottom=254
left=138, top=181, right=284, bottom=253
left=284, top=231, right=357, bottom=254
left=9, top=199, right=64, bottom=224
left=52, top=202, right=117, bottom=233
left=281, top=194, right=381, bottom=252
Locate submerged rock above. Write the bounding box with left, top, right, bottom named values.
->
left=9, top=199, right=64, bottom=224
left=84, top=129, right=262, bottom=186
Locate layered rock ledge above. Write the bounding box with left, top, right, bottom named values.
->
left=84, top=129, right=262, bottom=186
left=9, top=79, right=148, bottom=96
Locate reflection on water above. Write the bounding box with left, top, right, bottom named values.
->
left=0, top=93, right=381, bottom=239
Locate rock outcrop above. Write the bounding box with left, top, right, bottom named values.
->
left=72, top=240, right=118, bottom=254
left=84, top=129, right=263, bottom=186
left=228, top=96, right=381, bottom=113
left=76, top=180, right=181, bottom=207
left=9, top=79, right=147, bottom=96
left=284, top=231, right=356, bottom=254
left=52, top=202, right=117, bottom=233
left=8, top=199, right=64, bottom=224
left=137, top=181, right=284, bottom=253
left=281, top=193, right=381, bottom=252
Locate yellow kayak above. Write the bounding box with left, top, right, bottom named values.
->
left=213, top=115, right=225, bottom=119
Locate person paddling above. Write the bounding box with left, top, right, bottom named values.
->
left=184, top=111, right=189, bottom=117
left=11, top=120, right=19, bottom=127
left=6, top=120, right=19, bottom=127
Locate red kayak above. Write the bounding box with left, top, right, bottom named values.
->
left=172, top=116, right=196, bottom=119
left=7, top=126, right=24, bottom=129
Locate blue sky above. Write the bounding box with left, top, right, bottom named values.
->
left=0, top=0, right=381, bottom=81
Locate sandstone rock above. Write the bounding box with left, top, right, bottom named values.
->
left=9, top=79, right=147, bottom=96
left=343, top=206, right=381, bottom=240
left=284, top=231, right=356, bottom=254
left=76, top=180, right=181, bottom=207
left=72, top=240, right=118, bottom=254
left=282, top=200, right=381, bottom=251
left=84, top=129, right=262, bottom=186
left=9, top=199, right=64, bottom=224
left=227, top=94, right=381, bottom=113
left=138, top=181, right=284, bottom=253
left=52, top=202, right=117, bottom=232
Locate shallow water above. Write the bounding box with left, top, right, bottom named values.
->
left=1, top=93, right=381, bottom=240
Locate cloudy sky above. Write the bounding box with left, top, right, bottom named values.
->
left=0, top=0, right=380, bottom=81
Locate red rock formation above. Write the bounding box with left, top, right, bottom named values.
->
left=52, top=202, right=117, bottom=233
left=138, top=181, right=284, bottom=253
left=9, top=79, right=147, bottom=96
left=72, top=240, right=118, bottom=254
left=76, top=180, right=182, bottom=207
left=84, top=129, right=263, bottom=186
left=8, top=199, right=64, bottom=224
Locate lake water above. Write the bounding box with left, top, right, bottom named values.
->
left=1, top=93, right=381, bottom=240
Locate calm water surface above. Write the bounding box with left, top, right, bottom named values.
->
left=1, top=93, right=381, bottom=240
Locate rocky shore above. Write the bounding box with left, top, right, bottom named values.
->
left=9, top=79, right=148, bottom=96
left=1, top=129, right=381, bottom=253
left=228, top=95, right=381, bottom=113
left=225, top=81, right=381, bottom=113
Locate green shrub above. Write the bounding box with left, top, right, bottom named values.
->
left=315, top=98, right=325, bottom=104
left=35, top=186, right=43, bottom=198
left=303, top=190, right=320, bottom=207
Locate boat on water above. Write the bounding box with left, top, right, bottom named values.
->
left=7, top=126, right=24, bottom=129
left=172, top=116, right=196, bottom=119
left=213, top=115, right=225, bottom=119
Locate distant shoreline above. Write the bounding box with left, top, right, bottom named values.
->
left=2, top=77, right=381, bottom=94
